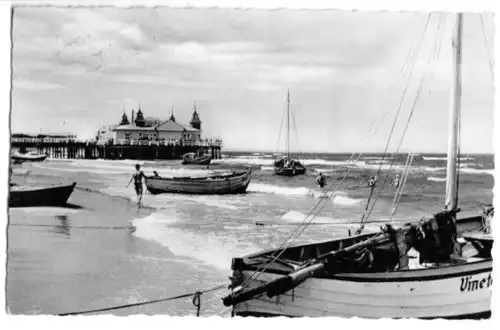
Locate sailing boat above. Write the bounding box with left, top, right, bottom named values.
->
left=222, top=13, right=493, bottom=319
left=274, top=90, right=306, bottom=176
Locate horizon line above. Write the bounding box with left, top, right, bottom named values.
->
left=223, top=149, right=495, bottom=155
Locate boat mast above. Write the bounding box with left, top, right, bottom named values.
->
left=445, top=13, right=463, bottom=212
left=287, top=89, right=290, bottom=160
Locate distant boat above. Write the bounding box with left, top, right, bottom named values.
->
left=145, top=168, right=251, bottom=195
left=274, top=90, right=306, bottom=176
left=11, top=151, right=48, bottom=162
left=9, top=182, right=77, bottom=208
left=181, top=152, right=212, bottom=165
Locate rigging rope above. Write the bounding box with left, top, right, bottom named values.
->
left=57, top=283, right=227, bottom=316
left=275, top=98, right=287, bottom=154
left=389, top=74, right=427, bottom=219
left=239, top=156, right=362, bottom=287
left=479, top=14, right=494, bottom=80
left=239, top=103, right=398, bottom=287
left=388, top=152, right=415, bottom=219
left=355, top=14, right=432, bottom=234
left=372, top=13, right=432, bottom=183
left=289, top=104, right=303, bottom=160
left=239, top=162, right=351, bottom=285
left=233, top=15, right=435, bottom=288
left=456, top=82, right=462, bottom=210
left=358, top=14, right=441, bottom=232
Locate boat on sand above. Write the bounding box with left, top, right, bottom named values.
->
left=9, top=182, right=77, bottom=208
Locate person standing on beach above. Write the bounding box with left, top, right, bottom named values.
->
left=127, top=164, right=145, bottom=206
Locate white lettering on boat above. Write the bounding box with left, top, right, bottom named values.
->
left=460, top=273, right=493, bottom=292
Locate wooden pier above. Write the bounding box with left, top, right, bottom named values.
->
left=10, top=138, right=223, bottom=161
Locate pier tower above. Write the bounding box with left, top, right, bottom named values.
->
left=190, top=103, right=202, bottom=130
left=135, top=107, right=146, bottom=127
left=119, top=112, right=130, bottom=125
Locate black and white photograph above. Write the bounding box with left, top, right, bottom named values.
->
left=2, top=0, right=496, bottom=321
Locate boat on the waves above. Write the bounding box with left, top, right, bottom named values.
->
left=274, top=90, right=306, bottom=176
left=9, top=182, right=77, bottom=208
left=182, top=152, right=212, bottom=165
left=11, top=151, right=48, bottom=162
left=145, top=167, right=251, bottom=195
left=222, top=13, right=493, bottom=319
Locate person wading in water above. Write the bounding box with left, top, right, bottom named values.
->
left=315, top=172, right=326, bottom=188
left=127, top=164, right=145, bottom=207
left=392, top=174, right=400, bottom=188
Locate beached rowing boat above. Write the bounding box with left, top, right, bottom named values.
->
left=145, top=167, right=251, bottom=195
left=222, top=13, right=493, bottom=319
left=9, top=182, right=77, bottom=208
left=11, top=151, right=48, bottom=162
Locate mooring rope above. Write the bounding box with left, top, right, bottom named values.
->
left=57, top=283, right=227, bottom=316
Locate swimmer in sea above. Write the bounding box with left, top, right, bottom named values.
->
left=315, top=172, right=326, bottom=188
left=127, top=164, right=145, bottom=207
left=392, top=174, right=400, bottom=188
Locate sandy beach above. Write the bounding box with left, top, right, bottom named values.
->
left=8, top=163, right=229, bottom=316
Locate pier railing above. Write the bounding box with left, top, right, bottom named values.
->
left=11, top=137, right=88, bottom=144
left=112, top=139, right=223, bottom=147
left=11, top=137, right=223, bottom=147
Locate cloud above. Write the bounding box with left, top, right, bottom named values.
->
left=13, top=80, right=66, bottom=91
left=10, top=7, right=494, bottom=152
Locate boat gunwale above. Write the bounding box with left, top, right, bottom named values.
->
left=231, top=213, right=492, bottom=281
left=238, top=259, right=492, bottom=282
left=236, top=213, right=484, bottom=262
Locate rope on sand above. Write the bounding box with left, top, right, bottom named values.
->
left=57, top=284, right=227, bottom=316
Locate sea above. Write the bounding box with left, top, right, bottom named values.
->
left=6, top=152, right=494, bottom=316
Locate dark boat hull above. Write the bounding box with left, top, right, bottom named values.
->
left=273, top=158, right=306, bottom=176
left=274, top=166, right=306, bottom=176
left=181, top=154, right=212, bottom=165
left=9, top=182, right=77, bottom=208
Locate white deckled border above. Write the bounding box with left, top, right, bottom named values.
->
left=0, top=1, right=497, bottom=330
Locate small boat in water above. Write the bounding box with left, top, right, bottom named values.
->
left=9, top=182, right=77, bottom=208
left=182, top=152, right=212, bottom=165
left=274, top=90, right=306, bottom=176
left=274, top=158, right=306, bottom=176
left=11, top=151, right=48, bottom=162
left=145, top=167, right=251, bottom=195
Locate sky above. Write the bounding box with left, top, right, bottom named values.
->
left=10, top=7, right=495, bottom=153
